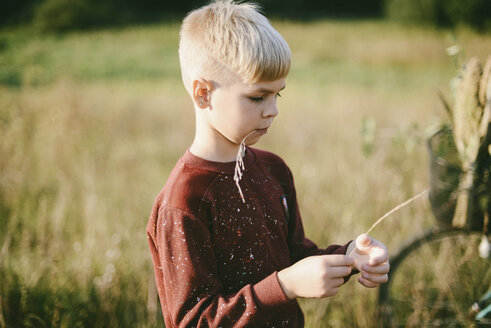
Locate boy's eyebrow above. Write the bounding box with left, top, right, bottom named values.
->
left=254, top=85, right=286, bottom=93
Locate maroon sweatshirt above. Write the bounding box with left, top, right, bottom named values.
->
left=147, top=147, right=351, bottom=327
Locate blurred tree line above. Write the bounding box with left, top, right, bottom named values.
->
left=1, top=0, right=490, bottom=32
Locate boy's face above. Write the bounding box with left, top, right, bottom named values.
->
left=207, top=77, right=285, bottom=148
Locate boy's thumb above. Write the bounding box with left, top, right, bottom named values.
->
left=355, top=234, right=372, bottom=252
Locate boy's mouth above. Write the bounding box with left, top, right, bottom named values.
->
left=256, top=127, right=268, bottom=135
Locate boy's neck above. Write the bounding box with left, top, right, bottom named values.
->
left=189, top=136, right=241, bottom=163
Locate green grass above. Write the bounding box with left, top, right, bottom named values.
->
left=1, top=20, right=490, bottom=327
left=0, top=23, right=181, bottom=87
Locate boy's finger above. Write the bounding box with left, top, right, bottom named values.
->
left=362, top=262, right=390, bottom=274
left=325, top=254, right=355, bottom=266
left=357, top=276, right=379, bottom=288
left=355, top=233, right=372, bottom=250
left=364, top=245, right=388, bottom=265
left=361, top=271, right=388, bottom=284
left=331, top=278, right=345, bottom=288
left=329, top=266, right=354, bottom=278
left=368, top=253, right=389, bottom=266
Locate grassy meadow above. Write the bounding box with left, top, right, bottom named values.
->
left=1, top=20, right=490, bottom=327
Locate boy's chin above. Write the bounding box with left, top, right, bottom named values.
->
left=244, top=135, right=261, bottom=146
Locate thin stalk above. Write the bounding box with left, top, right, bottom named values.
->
left=349, top=189, right=429, bottom=256
left=365, top=189, right=429, bottom=236
left=234, top=130, right=257, bottom=203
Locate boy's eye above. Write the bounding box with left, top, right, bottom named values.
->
left=249, top=96, right=264, bottom=103
left=249, top=93, right=282, bottom=103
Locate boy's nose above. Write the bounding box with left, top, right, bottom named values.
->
left=263, top=100, right=279, bottom=118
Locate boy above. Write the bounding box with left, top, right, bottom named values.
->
left=147, top=1, right=390, bottom=326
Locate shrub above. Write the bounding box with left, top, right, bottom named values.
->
left=385, top=0, right=491, bottom=32
left=443, top=0, right=491, bottom=31
left=33, top=0, right=115, bottom=32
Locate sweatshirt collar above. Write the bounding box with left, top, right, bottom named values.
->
left=182, top=147, right=257, bottom=174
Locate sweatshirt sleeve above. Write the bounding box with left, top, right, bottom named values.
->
left=147, top=205, right=293, bottom=328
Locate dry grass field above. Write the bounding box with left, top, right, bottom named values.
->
left=1, top=20, right=490, bottom=327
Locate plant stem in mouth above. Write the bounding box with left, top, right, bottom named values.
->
left=234, top=130, right=257, bottom=203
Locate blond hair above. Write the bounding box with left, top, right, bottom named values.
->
left=178, top=0, right=291, bottom=94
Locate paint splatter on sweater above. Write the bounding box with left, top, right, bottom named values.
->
left=147, top=147, right=352, bottom=327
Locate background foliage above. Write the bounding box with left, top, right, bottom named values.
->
left=1, top=0, right=490, bottom=32
left=385, top=0, right=491, bottom=32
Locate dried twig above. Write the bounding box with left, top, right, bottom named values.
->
left=234, top=130, right=257, bottom=203
left=349, top=189, right=429, bottom=256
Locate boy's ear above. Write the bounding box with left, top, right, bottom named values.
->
left=192, top=78, right=213, bottom=109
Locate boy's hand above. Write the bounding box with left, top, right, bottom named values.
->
left=277, top=254, right=355, bottom=300
left=348, top=234, right=390, bottom=288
